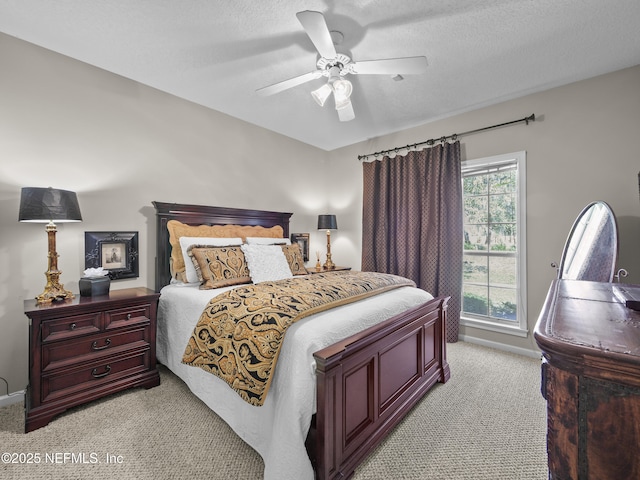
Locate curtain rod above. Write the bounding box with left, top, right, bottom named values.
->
left=358, top=113, right=536, bottom=161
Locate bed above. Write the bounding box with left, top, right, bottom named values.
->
left=153, top=201, right=450, bottom=480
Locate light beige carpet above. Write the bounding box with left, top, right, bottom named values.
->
left=0, top=341, right=547, bottom=479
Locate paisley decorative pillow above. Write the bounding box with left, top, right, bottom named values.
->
left=188, top=246, right=251, bottom=289
left=179, top=237, right=242, bottom=283
left=281, top=244, right=307, bottom=275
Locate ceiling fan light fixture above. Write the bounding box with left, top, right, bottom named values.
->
left=332, top=78, right=352, bottom=100
left=336, top=99, right=355, bottom=122
left=311, top=83, right=333, bottom=106
left=334, top=94, right=351, bottom=111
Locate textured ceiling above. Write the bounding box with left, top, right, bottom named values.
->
left=1, top=0, right=639, bottom=150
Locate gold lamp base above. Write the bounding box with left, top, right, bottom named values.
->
left=323, top=229, right=336, bottom=270
left=35, top=222, right=74, bottom=304
left=36, top=270, right=74, bottom=304
left=323, top=255, right=335, bottom=270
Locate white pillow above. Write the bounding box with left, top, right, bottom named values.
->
left=245, top=237, right=291, bottom=245
left=241, top=244, right=293, bottom=283
left=179, top=236, right=243, bottom=283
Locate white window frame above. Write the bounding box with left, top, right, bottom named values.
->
left=460, top=151, right=528, bottom=337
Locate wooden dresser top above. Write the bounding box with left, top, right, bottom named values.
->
left=534, top=279, right=640, bottom=365
left=24, top=287, right=159, bottom=315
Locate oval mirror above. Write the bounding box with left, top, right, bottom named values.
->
left=558, top=201, right=619, bottom=281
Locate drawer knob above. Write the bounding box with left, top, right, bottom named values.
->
left=69, top=323, right=77, bottom=330
left=91, top=338, right=112, bottom=351
left=91, top=365, right=111, bottom=379
left=126, top=313, right=132, bottom=320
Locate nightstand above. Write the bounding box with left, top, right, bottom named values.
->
left=23, top=287, right=160, bottom=432
left=307, top=266, right=352, bottom=274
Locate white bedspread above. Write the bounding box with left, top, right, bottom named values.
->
left=156, top=281, right=433, bottom=480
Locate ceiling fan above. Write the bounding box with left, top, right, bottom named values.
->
left=256, top=10, right=428, bottom=122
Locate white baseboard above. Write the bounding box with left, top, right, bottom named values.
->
left=458, top=334, right=541, bottom=359
left=0, top=391, right=25, bottom=408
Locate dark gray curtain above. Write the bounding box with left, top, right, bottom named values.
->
left=362, top=142, right=462, bottom=342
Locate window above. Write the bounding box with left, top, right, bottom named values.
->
left=461, top=151, right=527, bottom=336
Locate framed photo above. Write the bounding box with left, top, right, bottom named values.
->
left=85, top=231, right=139, bottom=280
left=290, top=233, right=310, bottom=262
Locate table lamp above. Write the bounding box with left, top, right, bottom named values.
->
left=317, top=214, right=337, bottom=270
left=19, top=187, right=82, bottom=304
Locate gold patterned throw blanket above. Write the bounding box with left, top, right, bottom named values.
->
left=182, top=271, right=415, bottom=405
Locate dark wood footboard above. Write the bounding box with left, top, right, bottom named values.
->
left=309, top=295, right=450, bottom=480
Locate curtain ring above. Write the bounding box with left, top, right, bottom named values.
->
left=440, top=136, right=446, bottom=144
left=451, top=134, right=458, bottom=142
left=427, top=139, right=434, bottom=146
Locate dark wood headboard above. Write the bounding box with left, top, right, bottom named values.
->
left=153, top=201, right=293, bottom=292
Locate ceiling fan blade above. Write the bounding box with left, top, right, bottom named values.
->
left=336, top=101, right=355, bottom=122
left=296, top=10, right=337, bottom=60
left=256, top=70, right=321, bottom=96
left=350, top=56, right=428, bottom=75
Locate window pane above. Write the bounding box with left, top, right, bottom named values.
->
left=489, top=223, right=517, bottom=251
left=489, top=287, right=517, bottom=321
left=463, top=175, right=488, bottom=196
left=489, top=255, right=516, bottom=286
left=463, top=284, right=488, bottom=316
left=489, top=170, right=516, bottom=194
left=463, top=254, right=488, bottom=283
left=489, top=193, right=516, bottom=224
left=464, top=225, right=488, bottom=251
left=464, top=196, right=488, bottom=224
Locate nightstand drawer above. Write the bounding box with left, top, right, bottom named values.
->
left=105, top=304, right=151, bottom=330
left=41, top=312, right=102, bottom=343
left=42, top=327, right=149, bottom=371
left=41, top=348, right=151, bottom=403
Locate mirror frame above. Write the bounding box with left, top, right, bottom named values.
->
left=558, top=201, right=619, bottom=282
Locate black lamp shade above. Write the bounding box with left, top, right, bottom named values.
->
left=19, top=187, right=82, bottom=223
left=318, top=214, right=338, bottom=230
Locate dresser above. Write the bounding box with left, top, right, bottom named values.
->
left=534, top=279, right=640, bottom=480
left=24, top=287, right=160, bottom=432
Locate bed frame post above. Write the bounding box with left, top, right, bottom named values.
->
left=314, top=360, right=342, bottom=479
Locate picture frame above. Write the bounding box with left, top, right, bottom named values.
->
left=290, top=233, right=310, bottom=262
left=85, top=231, right=139, bottom=280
